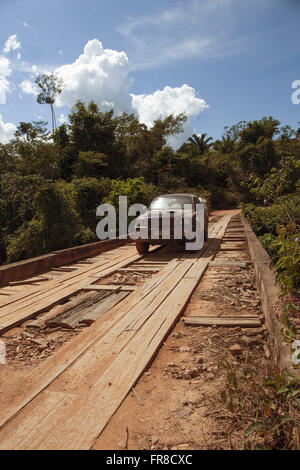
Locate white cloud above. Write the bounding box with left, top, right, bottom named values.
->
left=0, top=56, right=11, bottom=77
left=15, top=39, right=209, bottom=147
left=19, top=79, right=38, bottom=96
left=0, top=76, right=10, bottom=104
left=23, top=22, right=31, bottom=28
left=4, top=34, right=21, bottom=54
left=54, top=40, right=208, bottom=128
left=131, top=84, right=208, bottom=128
left=0, top=56, right=11, bottom=104
left=58, top=113, right=67, bottom=124
left=55, top=39, right=134, bottom=113
left=0, top=113, right=16, bottom=144
left=131, top=84, right=208, bottom=148
left=58, top=50, right=63, bottom=55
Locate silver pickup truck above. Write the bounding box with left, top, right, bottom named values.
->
left=134, top=193, right=208, bottom=254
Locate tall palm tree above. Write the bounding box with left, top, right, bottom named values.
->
left=35, top=73, right=64, bottom=136
left=188, top=133, right=213, bottom=155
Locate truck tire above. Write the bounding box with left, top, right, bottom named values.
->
left=204, top=224, right=208, bottom=242
left=136, top=241, right=149, bottom=254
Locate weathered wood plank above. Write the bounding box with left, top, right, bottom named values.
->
left=183, top=316, right=262, bottom=327
left=82, top=285, right=136, bottom=292
left=47, top=291, right=112, bottom=328
left=209, top=261, right=250, bottom=268
left=117, top=267, right=160, bottom=273
left=80, top=291, right=129, bottom=325
left=9, top=277, right=50, bottom=286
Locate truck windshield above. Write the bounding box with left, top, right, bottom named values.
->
left=149, top=196, right=193, bottom=210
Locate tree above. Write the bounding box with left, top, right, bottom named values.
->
left=68, top=101, right=116, bottom=154
left=6, top=180, right=83, bottom=262
left=35, top=73, right=64, bottom=135
left=14, top=120, right=50, bottom=142
left=238, top=116, right=280, bottom=146
left=187, top=133, right=213, bottom=155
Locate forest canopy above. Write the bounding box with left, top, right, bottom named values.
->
left=0, top=100, right=299, bottom=268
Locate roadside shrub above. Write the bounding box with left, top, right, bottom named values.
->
left=258, top=233, right=278, bottom=261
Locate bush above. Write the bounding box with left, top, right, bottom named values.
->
left=258, top=233, right=278, bottom=261
left=272, top=226, right=300, bottom=294
left=242, top=203, right=291, bottom=236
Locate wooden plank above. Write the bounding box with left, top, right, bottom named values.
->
left=209, top=261, right=249, bottom=268
left=47, top=291, right=113, bottom=328
left=9, top=277, right=50, bottom=286
left=183, top=316, right=262, bottom=327
left=51, top=267, right=78, bottom=273
left=26, top=291, right=109, bottom=329
left=82, top=285, right=135, bottom=292
left=80, top=291, right=129, bottom=325
left=134, top=261, right=168, bottom=265
left=81, top=285, right=120, bottom=292
left=0, top=390, right=77, bottom=450
left=117, top=267, right=160, bottom=273
left=130, top=263, right=166, bottom=268
left=219, top=246, right=247, bottom=251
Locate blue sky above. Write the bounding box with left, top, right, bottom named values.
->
left=0, top=0, right=300, bottom=145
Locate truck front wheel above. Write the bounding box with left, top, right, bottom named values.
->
left=136, top=241, right=149, bottom=255
left=204, top=224, right=208, bottom=241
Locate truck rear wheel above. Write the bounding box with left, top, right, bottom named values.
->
left=136, top=241, right=149, bottom=254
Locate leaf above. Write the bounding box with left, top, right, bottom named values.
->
left=245, top=421, right=265, bottom=436
left=227, top=371, right=238, bottom=390
left=220, top=390, right=227, bottom=403
left=253, top=444, right=266, bottom=450
left=277, top=386, right=290, bottom=394
left=271, top=414, right=293, bottom=431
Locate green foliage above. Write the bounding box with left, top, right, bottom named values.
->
left=272, top=226, right=300, bottom=294
left=68, top=101, right=116, bottom=155
left=1, top=109, right=300, bottom=269
left=35, top=73, right=64, bottom=106
left=35, top=73, right=64, bottom=134
left=248, top=156, right=300, bottom=204
left=104, top=177, right=157, bottom=208
left=258, top=233, right=278, bottom=260
left=187, top=133, right=213, bottom=155
left=242, top=201, right=298, bottom=237
left=220, top=358, right=299, bottom=449
left=5, top=180, right=83, bottom=263
left=72, top=151, right=108, bottom=178
left=67, top=177, right=111, bottom=230
left=15, top=120, right=50, bottom=142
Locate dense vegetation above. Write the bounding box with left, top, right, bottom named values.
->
left=0, top=104, right=299, bottom=322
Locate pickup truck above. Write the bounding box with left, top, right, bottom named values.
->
left=133, top=193, right=208, bottom=254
